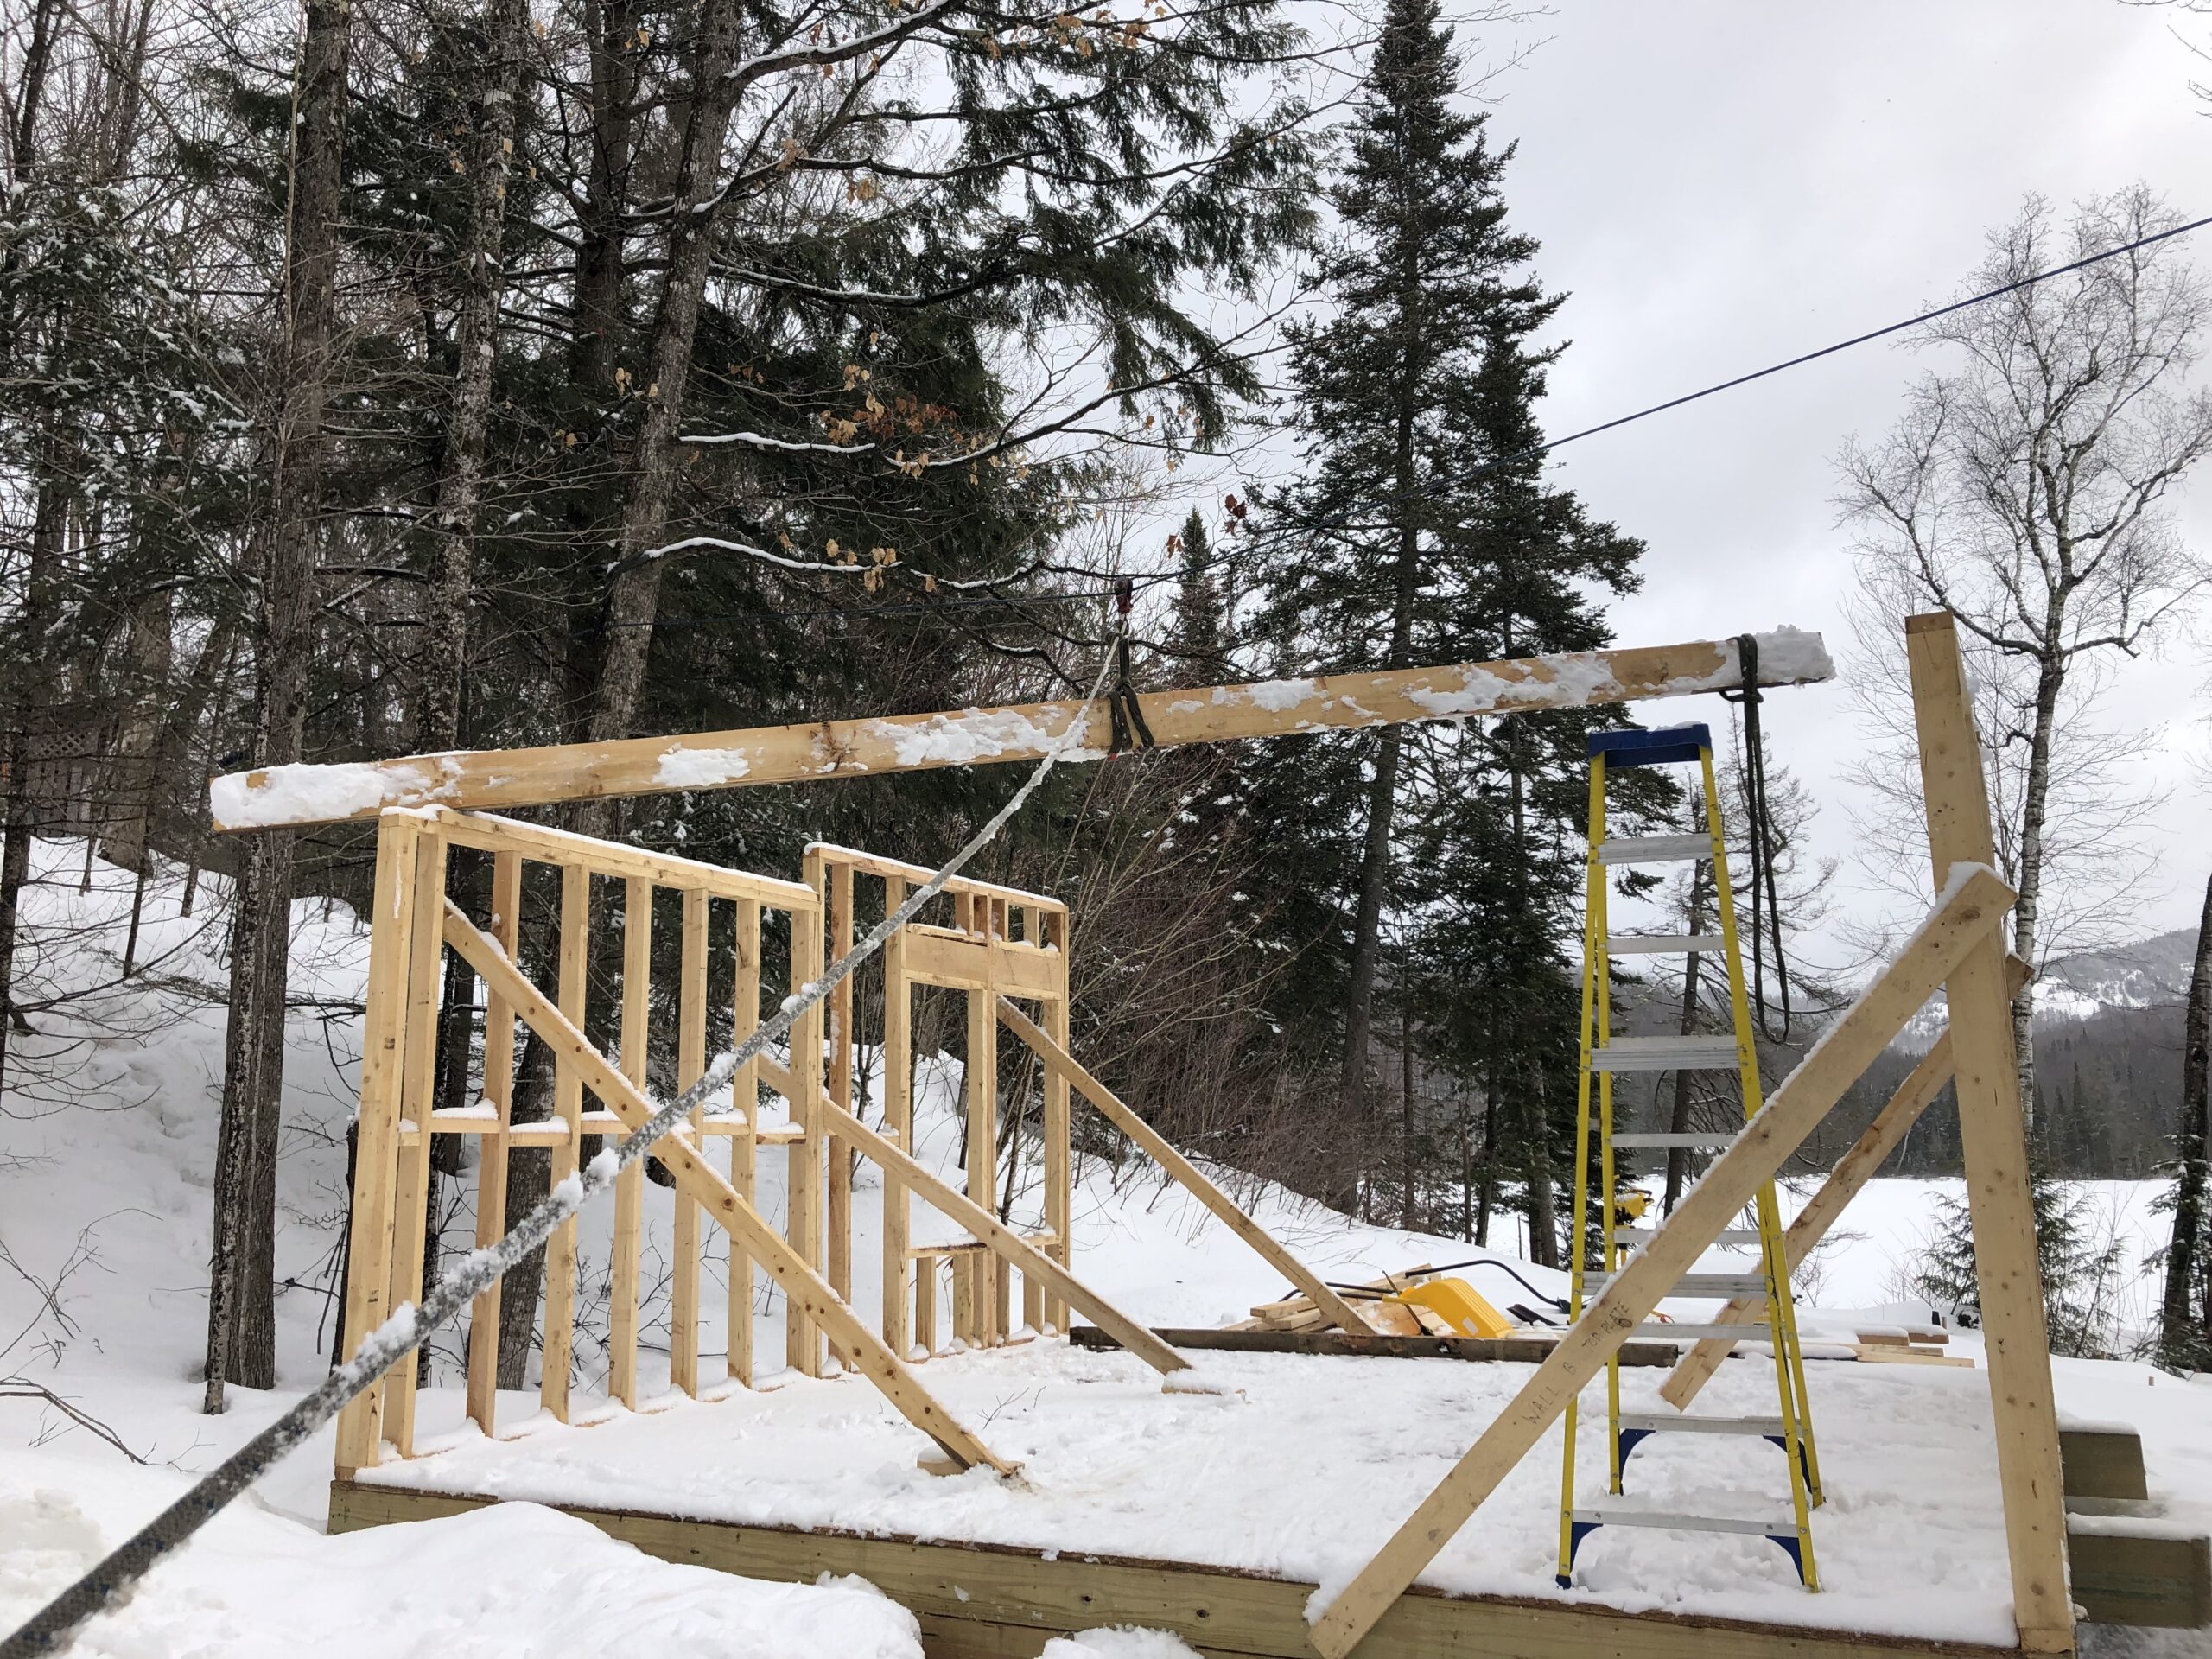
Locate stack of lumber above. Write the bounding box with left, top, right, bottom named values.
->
left=1848, top=1326, right=1970, bottom=1367
left=1228, top=1266, right=1455, bottom=1338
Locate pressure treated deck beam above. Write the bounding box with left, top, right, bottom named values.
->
left=210, top=630, right=1833, bottom=830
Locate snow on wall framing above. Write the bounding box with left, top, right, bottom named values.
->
left=312, top=619, right=2079, bottom=1659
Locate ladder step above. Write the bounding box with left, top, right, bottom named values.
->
left=1610, top=1131, right=1737, bottom=1148
left=1590, top=1037, right=1742, bottom=1073
left=1619, top=1226, right=1763, bottom=1245
left=1633, top=1322, right=1770, bottom=1340
left=1618, top=1412, right=1788, bottom=1439
left=1571, top=1505, right=1794, bottom=1538
left=1606, top=933, right=1726, bottom=956
left=1595, top=833, right=1712, bottom=866
left=1595, top=1273, right=1768, bottom=1297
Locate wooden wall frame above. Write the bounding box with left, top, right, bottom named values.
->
left=806, top=844, right=1078, bottom=1361
left=329, top=807, right=1014, bottom=1476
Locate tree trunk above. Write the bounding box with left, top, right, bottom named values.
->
left=418, top=0, right=526, bottom=754
left=1473, top=1083, right=1496, bottom=1246
left=569, top=0, right=635, bottom=398
left=1664, top=851, right=1710, bottom=1213
left=2160, top=872, right=2212, bottom=1370
left=204, top=0, right=351, bottom=1412
left=410, top=0, right=528, bottom=1366
left=1335, top=144, right=1427, bottom=1156
left=1522, top=1060, right=1559, bottom=1269
left=2009, top=635, right=2067, bottom=1130
left=0, top=416, right=73, bottom=1096
left=100, top=582, right=172, bottom=875
left=1399, top=986, right=1416, bottom=1230
left=497, top=1031, right=554, bottom=1386
left=1339, top=729, right=1404, bottom=1196
left=572, top=0, right=749, bottom=828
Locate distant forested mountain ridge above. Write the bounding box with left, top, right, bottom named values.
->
left=1614, top=930, right=2194, bottom=1183
left=1861, top=931, right=2191, bottom=1179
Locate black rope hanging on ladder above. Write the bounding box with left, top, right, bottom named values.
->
left=1723, top=633, right=1792, bottom=1044
left=1106, top=576, right=1155, bottom=756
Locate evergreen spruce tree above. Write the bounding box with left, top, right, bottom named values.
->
left=1242, top=0, right=1651, bottom=1236
left=1913, top=1150, right=2126, bottom=1357
left=1167, top=508, right=1228, bottom=685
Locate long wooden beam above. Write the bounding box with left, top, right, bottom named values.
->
left=819, top=1098, right=1189, bottom=1376
left=1305, top=866, right=2017, bottom=1659
left=996, top=997, right=1377, bottom=1338
left=1659, top=954, right=2032, bottom=1410
left=208, top=631, right=1833, bottom=830
left=1904, top=613, right=2073, bottom=1654
left=440, top=902, right=1015, bottom=1477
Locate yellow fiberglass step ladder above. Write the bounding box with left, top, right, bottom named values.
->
left=1556, top=721, right=1823, bottom=1592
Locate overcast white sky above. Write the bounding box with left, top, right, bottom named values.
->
left=1417, top=0, right=2212, bottom=969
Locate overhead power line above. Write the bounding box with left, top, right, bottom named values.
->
left=1528, top=211, right=2212, bottom=462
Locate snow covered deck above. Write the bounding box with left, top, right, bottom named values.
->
left=340, top=1336, right=2038, bottom=1659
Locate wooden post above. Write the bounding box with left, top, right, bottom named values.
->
left=610, top=875, right=651, bottom=1408
left=1904, top=611, right=2075, bottom=1655
left=913, top=1252, right=937, bottom=1357
left=1305, top=867, right=2017, bottom=1659
left=881, top=875, right=912, bottom=1357
left=965, top=976, right=997, bottom=1345
left=334, top=815, right=422, bottom=1476
left=827, top=859, right=855, bottom=1361
left=790, top=856, right=826, bottom=1376
left=671, top=886, right=709, bottom=1396
left=442, top=903, right=1014, bottom=1474
left=1045, top=912, right=1071, bottom=1335
left=998, top=999, right=1376, bottom=1338
left=380, top=826, right=448, bottom=1457
left=465, top=848, right=522, bottom=1436
left=541, top=862, right=588, bottom=1423
left=728, top=896, right=760, bottom=1387
left=951, top=1252, right=976, bottom=1350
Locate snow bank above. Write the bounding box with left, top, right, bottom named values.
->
left=0, top=1450, right=921, bottom=1657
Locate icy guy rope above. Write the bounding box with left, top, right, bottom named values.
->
left=1, top=647, right=1122, bottom=1659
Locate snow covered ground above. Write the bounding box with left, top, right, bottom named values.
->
left=3, top=838, right=2209, bottom=1653
left=2, top=1450, right=925, bottom=1657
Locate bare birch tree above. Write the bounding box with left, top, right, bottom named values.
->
left=1839, top=188, right=2212, bottom=1123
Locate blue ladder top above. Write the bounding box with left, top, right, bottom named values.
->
left=1586, top=724, right=1711, bottom=768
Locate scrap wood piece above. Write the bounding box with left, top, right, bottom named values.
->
left=1306, top=865, right=2017, bottom=1659
left=1853, top=1344, right=1976, bottom=1369
left=1249, top=1268, right=1464, bottom=1339
left=997, top=996, right=1377, bottom=1337
left=1070, top=1325, right=1676, bottom=1366
left=1661, top=952, right=2029, bottom=1412
left=820, top=1098, right=1190, bottom=1376
left=441, top=902, right=1016, bottom=1478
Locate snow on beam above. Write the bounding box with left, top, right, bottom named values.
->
left=209, top=628, right=1834, bottom=831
